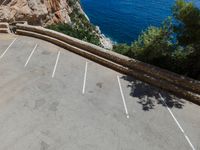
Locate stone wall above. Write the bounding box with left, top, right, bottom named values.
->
left=15, top=23, right=200, bottom=105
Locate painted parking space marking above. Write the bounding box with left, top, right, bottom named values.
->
left=52, top=51, right=61, bottom=78
left=24, top=44, right=38, bottom=67
left=117, top=76, right=130, bottom=119
left=0, top=38, right=17, bottom=59
left=159, top=93, right=195, bottom=150
left=82, top=61, right=88, bottom=94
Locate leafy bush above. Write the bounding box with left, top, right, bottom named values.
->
left=47, top=23, right=100, bottom=46
left=113, top=0, right=200, bottom=80
left=173, top=0, right=200, bottom=79
left=112, top=44, right=131, bottom=56
left=47, top=2, right=101, bottom=46
left=68, top=0, right=79, bottom=7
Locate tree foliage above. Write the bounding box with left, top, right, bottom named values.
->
left=173, top=0, right=200, bottom=46
left=131, top=19, right=174, bottom=66
left=113, top=0, right=200, bottom=80
left=173, top=0, right=200, bottom=79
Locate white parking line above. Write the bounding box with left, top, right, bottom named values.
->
left=52, top=51, right=61, bottom=78
left=159, top=93, right=195, bottom=150
left=82, top=61, right=88, bottom=94
left=117, top=76, right=130, bottom=119
left=24, top=44, right=38, bottom=67
left=0, top=38, right=17, bottom=59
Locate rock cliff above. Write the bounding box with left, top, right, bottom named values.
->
left=0, top=0, right=112, bottom=49
left=0, top=0, right=77, bottom=25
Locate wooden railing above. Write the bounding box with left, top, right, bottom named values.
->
left=15, top=23, right=200, bottom=105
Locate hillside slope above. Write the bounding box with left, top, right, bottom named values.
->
left=0, top=0, right=112, bottom=48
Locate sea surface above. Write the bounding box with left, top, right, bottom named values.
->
left=81, top=0, right=200, bottom=44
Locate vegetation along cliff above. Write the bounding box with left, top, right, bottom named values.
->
left=113, top=0, right=200, bottom=80
left=0, top=0, right=112, bottom=48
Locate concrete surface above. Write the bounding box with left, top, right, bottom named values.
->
left=0, top=34, right=199, bottom=150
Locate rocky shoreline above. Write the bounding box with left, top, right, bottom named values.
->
left=81, top=6, right=113, bottom=49
left=94, top=25, right=113, bottom=50
left=78, top=2, right=113, bottom=49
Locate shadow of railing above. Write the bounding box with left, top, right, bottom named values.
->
left=121, top=75, right=185, bottom=111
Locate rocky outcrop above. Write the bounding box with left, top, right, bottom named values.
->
left=0, top=0, right=113, bottom=48
left=0, top=0, right=74, bottom=26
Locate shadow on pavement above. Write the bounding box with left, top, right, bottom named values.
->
left=121, top=75, right=185, bottom=111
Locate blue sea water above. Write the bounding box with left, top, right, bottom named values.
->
left=81, top=0, right=200, bottom=44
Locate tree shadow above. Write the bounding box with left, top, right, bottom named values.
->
left=121, top=75, right=185, bottom=111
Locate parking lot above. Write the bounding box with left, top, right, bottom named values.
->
left=0, top=34, right=199, bottom=150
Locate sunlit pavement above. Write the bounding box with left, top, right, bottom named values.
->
left=0, top=34, right=199, bottom=150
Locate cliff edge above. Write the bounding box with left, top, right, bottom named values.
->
left=0, top=0, right=74, bottom=25
left=0, top=0, right=112, bottom=49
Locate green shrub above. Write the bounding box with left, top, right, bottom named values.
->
left=47, top=23, right=100, bottom=45
left=47, top=3, right=101, bottom=46
left=113, top=0, right=200, bottom=80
